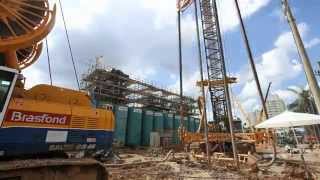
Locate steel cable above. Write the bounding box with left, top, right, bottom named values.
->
left=58, top=0, right=80, bottom=90
left=45, top=39, right=53, bottom=85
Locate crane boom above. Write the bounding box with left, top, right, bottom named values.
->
left=231, top=93, right=255, bottom=132
left=198, top=0, right=239, bottom=167
left=198, top=0, right=228, bottom=128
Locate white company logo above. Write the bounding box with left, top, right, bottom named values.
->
left=6, top=110, right=71, bottom=125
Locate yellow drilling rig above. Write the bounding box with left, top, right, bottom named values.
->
left=0, top=1, right=114, bottom=179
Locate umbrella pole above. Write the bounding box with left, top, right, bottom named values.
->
left=312, top=125, right=320, bottom=145
left=291, top=127, right=299, bottom=145
left=316, top=125, right=320, bottom=139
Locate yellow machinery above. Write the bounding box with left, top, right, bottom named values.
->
left=0, top=2, right=114, bottom=178
left=181, top=78, right=272, bottom=154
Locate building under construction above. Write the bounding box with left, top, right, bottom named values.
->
left=81, top=61, right=197, bottom=115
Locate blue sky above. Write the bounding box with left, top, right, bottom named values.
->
left=223, top=0, right=320, bottom=109
left=23, top=0, right=320, bottom=115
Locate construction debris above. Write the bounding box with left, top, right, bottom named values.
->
left=107, top=148, right=243, bottom=180
left=105, top=148, right=320, bottom=180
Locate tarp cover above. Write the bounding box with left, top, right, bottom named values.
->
left=255, top=111, right=320, bottom=129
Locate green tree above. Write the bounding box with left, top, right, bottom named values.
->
left=287, top=87, right=317, bottom=114
left=288, top=86, right=319, bottom=138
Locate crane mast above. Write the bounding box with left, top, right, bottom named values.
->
left=198, top=0, right=228, bottom=130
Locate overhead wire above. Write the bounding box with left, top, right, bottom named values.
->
left=45, top=39, right=53, bottom=86
left=58, top=0, right=81, bottom=90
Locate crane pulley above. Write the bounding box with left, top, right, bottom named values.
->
left=176, top=0, right=193, bottom=12
left=0, top=0, right=56, bottom=70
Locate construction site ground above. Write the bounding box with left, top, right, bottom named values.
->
left=106, top=147, right=320, bottom=180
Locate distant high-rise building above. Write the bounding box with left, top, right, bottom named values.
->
left=266, top=95, right=286, bottom=118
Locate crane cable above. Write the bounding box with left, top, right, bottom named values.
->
left=58, top=0, right=81, bottom=90
left=45, top=39, right=53, bottom=86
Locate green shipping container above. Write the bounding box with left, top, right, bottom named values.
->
left=126, top=108, right=143, bottom=146
left=114, top=106, right=128, bottom=146
left=173, top=115, right=180, bottom=130
left=183, top=117, right=189, bottom=132
left=173, top=115, right=181, bottom=144
left=194, top=118, right=200, bottom=132
left=189, top=117, right=195, bottom=132
left=142, top=110, right=154, bottom=146
left=154, top=112, right=164, bottom=134
left=164, top=113, right=174, bottom=130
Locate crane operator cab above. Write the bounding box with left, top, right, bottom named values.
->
left=0, top=65, right=18, bottom=125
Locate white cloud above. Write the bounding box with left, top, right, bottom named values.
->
left=142, top=0, right=271, bottom=32
left=242, top=98, right=259, bottom=112
left=169, top=74, right=177, bottom=80
left=238, top=21, right=320, bottom=112
left=123, top=65, right=156, bottom=81
left=273, top=89, right=296, bottom=105
left=169, top=71, right=200, bottom=98
left=217, top=0, right=271, bottom=32
left=22, top=0, right=274, bottom=105
left=181, top=14, right=197, bottom=42
left=23, top=64, right=49, bottom=89
left=305, top=38, right=320, bottom=49
left=140, top=0, right=177, bottom=29
left=55, top=0, right=110, bottom=30
left=239, top=80, right=258, bottom=100
left=238, top=23, right=312, bottom=111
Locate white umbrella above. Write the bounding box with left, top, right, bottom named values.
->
left=255, top=111, right=320, bottom=129
left=256, top=111, right=320, bottom=172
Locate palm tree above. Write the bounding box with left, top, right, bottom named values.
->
left=288, top=86, right=319, bottom=139
left=287, top=87, right=317, bottom=114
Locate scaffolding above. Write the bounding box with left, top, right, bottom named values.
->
left=81, top=62, right=197, bottom=115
